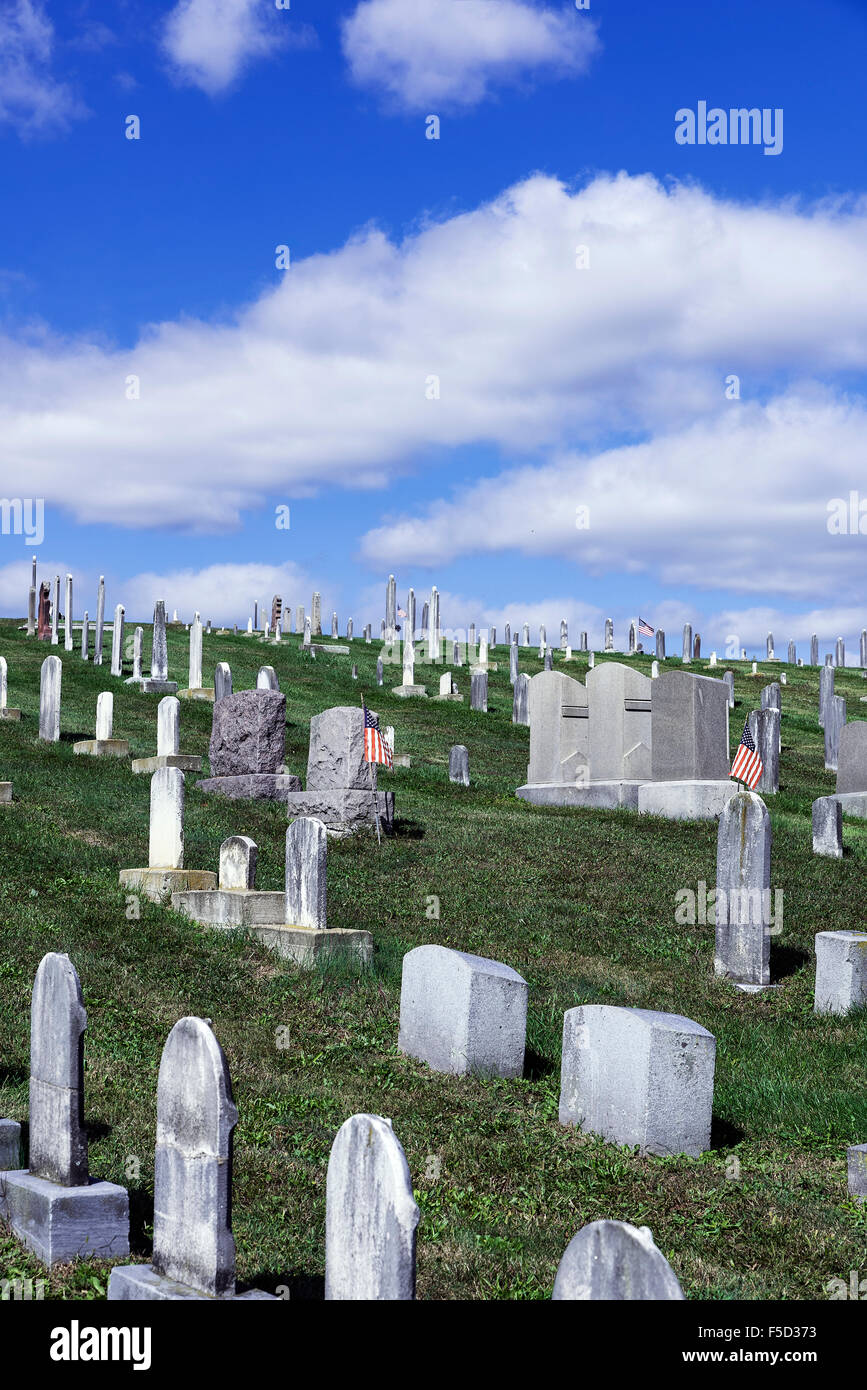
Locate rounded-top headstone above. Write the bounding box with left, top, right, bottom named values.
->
left=29, top=952, right=89, bottom=1186
left=552, top=1221, right=684, bottom=1300
left=325, top=1114, right=420, bottom=1301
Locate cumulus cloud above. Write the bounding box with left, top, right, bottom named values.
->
left=0, top=0, right=88, bottom=136
left=161, top=0, right=306, bottom=94
left=341, top=0, right=599, bottom=111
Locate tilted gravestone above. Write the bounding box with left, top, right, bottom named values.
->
left=814, top=931, right=867, bottom=1016
left=559, top=1005, right=715, bottom=1157
left=714, top=791, right=772, bottom=989
left=552, top=1221, right=684, bottom=1301
left=398, top=945, right=528, bottom=1078
left=197, top=689, right=300, bottom=801
left=109, top=1017, right=275, bottom=1300
left=325, top=1115, right=419, bottom=1301
left=285, top=707, right=394, bottom=833
left=0, top=953, right=129, bottom=1265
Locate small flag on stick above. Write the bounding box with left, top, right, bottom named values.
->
left=363, top=699, right=393, bottom=769
left=730, top=717, right=763, bottom=790
left=638, top=617, right=654, bottom=637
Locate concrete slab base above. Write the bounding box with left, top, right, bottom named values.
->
left=131, top=753, right=203, bottom=775
left=848, top=1144, right=867, bottom=1201
left=435, top=694, right=464, bottom=702
left=118, top=867, right=217, bottom=902
left=309, top=644, right=350, bottom=655
left=729, top=982, right=783, bottom=994
left=249, top=923, right=373, bottom=967
left=134, top=680, right=179, bottom=695
left=391, top=685, right=427, bottom=698
left=171, top=887, right=285, bottom=928
left=0, top=708, right=22, bottom=721
left=516, top=780, right=644, bottom=810
left=638, top=780, right=739, bottom=821
left=108, top=1265, right=276, bottom=1301
left=73, top=739, right=130, bottom=758
left=177, top=687, right=215, bottom=702
left=832, top=792, right=867, bottom=818
left=0, top=783, right=11, bottom=804
left=195, top=773, right=302, bottom=802
left=0, top=1119, right=21, bottom=1167
left=283, top=789, right=395, bottom=835
left=0, top=1171, right=129, bottom=1267
left=392, top=754, right=411, bottom=767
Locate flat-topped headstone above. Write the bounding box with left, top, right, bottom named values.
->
left=110, top=604, right=125, bottom=677
left=814, top=931, right=867, bottom=1015
left=748, top=708, right=780, bottom=794
left=189, top=614, right=202, bottom=688
left=655, top=629, right=665, bottom=660
left=810, top=634, right=819, bottom=666
left=836, top=721, right=867, bottom=793
left=0, top=655, right=21, bottom=720
left=824, top=696, right=846, bottom=771
left=836, top=637, right=845, bottom=667
left=552, top=1221, right=684, bottom=1301
left=285, top=816, right=327, bottom=928
left=158, top=695, right=180, bottom=757
left=812, top=796, right=842, bottom=857
left=214, top=662, right=232, bottom=703
left=513, top=671, right=530, bottom=725
left=650, top=670, right=729, bottom=781
left=559, top=1005, right=715, bottom=1156
left=819, top=664, right=834, bottom=729
left=723, top=670, right=734, bottom=708
left=682, top=624, right=692, bottom=663
left=714, top=790, right=772, bottom=988
left=848, top=1146, right=867, bottom=1202
left=63, top=575, right=74, bottom=651
left=150, top=767, right=184, bottom=869
left=95, top=691, right=113, bottom=742
left=398, top=945, right=528, bottom=1078
left=325, top=1114, right=419, bottom=1301
left=449, top=745, right=469, bottom=786
left=470, top=672, right=488, bottom=711
left=509, top=642, right=519, bottom=686
left=39, top=654, right=61, bottom=741
left=0, top=1119, right=20, bottom=1169
left=761, top=682, right=780, bottom=713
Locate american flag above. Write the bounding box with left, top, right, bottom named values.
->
left=731, top=717, right=763, bottom=790
left=363, top=699, right=393, bottom=769
left=638, top=617, right=654, bottom=637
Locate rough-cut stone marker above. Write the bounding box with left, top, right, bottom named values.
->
left=814, top=931, right=867, bottom=1015
left=552, top=1221, right=684, bottom=1301
left=196, top=689, right=298, bottom=802
left=748, top=708, right=780, bottom=794
left=0, top=1119, right=20, bottom=1168
left=714, top=790, right=772, bottom=988
left=824, top=695, right=846, bottom=771
left=848, top=1146, right=867, bottom=1201
left=449, top=745, right=469, bottom=786
left=257, top=665, right=278, bottom=691
left=108, top=1017, right=275, bottom=1300
left=282, top=705, right=394, bottom=835
left=325, top=1114, right=419, bottom=1301
left=39, top=654, right=61, bottom=741
left=398, top=945, right=528, bottom=1078
left=812, top=796, right=843, bottom=857
left=110, top=604, right=125, bottom=677
left=513, top=671, right=530, bottom=725
left=471, top=671, right=488, bottom=712
left=559, top=1005, right=715, bottom=1156
left=214, top=661, right=232, bottom=703
left=819, top=664, right=834, bottom=728
left=0, top=953, right=129, bottom=1265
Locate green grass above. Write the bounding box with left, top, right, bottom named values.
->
left=1, top=619, right=866, bottom=1300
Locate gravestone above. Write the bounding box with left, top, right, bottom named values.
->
left=509, top=641, right=519, bottom=686
left=848, top=1146, right=867, bottom=1202
left=761, top=682, right=780, bottom=713
left=714, top=791, right=772, bottom=989
left=559, top=1005, right=714, bottom=1156
left=376, top=657, right=383, bottom=686
left=560, top=619, right=568, bottom=650
left=39, top=654, right=61, bottom=741
left=819, top=664, right=834, bottom=729
left=552, top=1222, right=684, bottom=1301
left=325, top=1115, right=419, bottom=1301
left=80, top=611, right=89, bottom=660
left=120, top=768, right=216, bottom=900
left=110, top=604, right=125, bottom=677
left=179, top=613, right=214, bottom=700
left=283, top=706, right=394, bottom=833
left=787, top=641, right=796, bottom=664
left=543, top=648, right=553, bottom=671
left=398, top=945, right=528, bottom=1078
left=93, top=577, right=106, bottom=663
left=604, top=617, right=613, bottom=651
left=523, top=624, right=530, bottom=646
left=512, top=671, right=530, bottom=726
left=766, top=633, right=774, bottom=660
left=814, top=931, right=867, bottom=1015
left=270, top=595, right=282, bottom=633
left=628, top=622, right=636, bottom=655
left=655, top=629, right=665, bottom=660
left=651, top=660, right=658, bottom=678
left=861, top=629, right=867, bottom=669
left=257, top=665, right=279, bottom=691
left=504, top=622, right=511, bottom=647
left=385, top=575, right=396, bottom=642
left=312, top=592, right=322, bottom=635
left=836, top=637, right=845, bottom=668
left=392, top=637, right=426, bottom=698
left=682, top=624, right=692, bottom=663
left=138, top=600, right=177, bottom=693
left=812, top=796, right=843, bottom=857
left=428, top=587, right=440, bottom=660
left=810, top=634, right=819, bottom=666
left=108, top=1017, right=275, bottom=1300
left=586, top=662, right=651, bottom=785
left=63, top=575, right=73, bottom=651
left=132, top=695, right=203, bottom=775
left=214, top=662, right=232, bottom=703
left=723, top=670, right=734, bottom=709
left=748, top=708, right=780, bottom=794
left=639, top=670, right=734, bottom=820
left=0, top=1119, right=20, bottom=1168
left=73, top=690, right=130, bottom=759
left=471, top=672, right=488, bottom=712
left=449, top=745, right=469, bottom=786
left=0, top=655, right=21, bottom=721
left=835, top=721, right=867, bottom=794
left=172, top=834, right=283, bottom=930
left=0, top=953, right=129, bottom=1265
left=130, top=626, right=143, bottom=681
left=693, top=634, right=700, bottom=660
left=824, top=696, right=846, bottom=772
left=198, top=690, right=299, bottom=801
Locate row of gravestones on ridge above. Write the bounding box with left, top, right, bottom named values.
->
left=1, top=951, right=701, bottom=1301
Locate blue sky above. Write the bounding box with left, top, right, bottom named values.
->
left=1, top=0, right=866, bottom=659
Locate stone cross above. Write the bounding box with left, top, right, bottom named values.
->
left=93, top=577, right=106, bottom=665
left=285, top=816, right=327, bottom=928
left=151, top=1017, right=239, bottom=1297
left=39, top=654, right=62, bottom=741
left=110, top=604, right=125, bottom=677
left=449, top=745, right=469, bottom=786
left=64, top=575, right=74, bottom=652
left=28, top=952, right=89, bottom=1186
left=325, top=1114, right=419, bottom=1301
left=552, top=1221, right=684, bottom=1301
left=188, top=614, right=203, bottom=689
left=714, top=791, right=772, bottom=987
left=95, top=691, right=113, bottom=741
left=149, top=767, right=184, bottom=870
left=158, top=697, right=180, bottom=758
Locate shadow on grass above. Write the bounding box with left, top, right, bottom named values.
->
left=524, top=1047, right=557, bottom=1081
left=710, top=1115, right=746, bottom=1150
left=0, top=1065, right=27, bottom=1088
left=127, top=1185, right=154, bottom=1259
left=390, top=818, right=426, bottom=840
left=770, top=944, right=811, bottom=981
left=244, top=1268, right=324, bottom=1299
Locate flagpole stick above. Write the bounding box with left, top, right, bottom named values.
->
left=362, top=692, right=382, bottom=846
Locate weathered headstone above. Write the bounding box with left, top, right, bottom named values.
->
left=836, top=637, right=845, bottom=668
left=835, top=721, right=867, bottom=793
left=0, top=655, right=21, bottom=721
left=604, top=617, right=613, bottom=651
left=861, top=629, right=867, bottom=669
left=714, top=791, right=772, bottom=988
left=559, top=1005, right=715, bottom=1156
left=509, top=641, right=519, bottom=686
left=639, top=669, right=734, bottom=819
left=51, top=574, right=60, bottom=645
left=723, top=670, right=734, bottom=709
left=80, top=611, right=89, bottom=660
left=766, top=632, right=775, bottom=660
left=257, top=665, right=279, bottom=691
left=814, top=931, right=867, bottom=1015
left=552, top=1221, right=684, bottom=1301
left=513, top=671, right=530, bottom=726
left=198, top=690, right=298, bottom=801
left=810, top=634, right=819, bottom=666
left=682, top=624, right=692, bottom=663
left=819, top=663, right=834, bottom=728
left=64, top=575, right=74, bottom=652
left=398, top=945, right=528, bottom=1078
left=312, top=592, right=322, bottom=635
left=110, top=604, right=125, bottom=677
left=214, top=662, right=232, bottom=703
left=812, top=796, right=843, bottom=857
left=655, top=629, right=665, bottom=660
left=748, top=708, right=780, bottom=794
left=824, top=696, right=846, bottom=772
left=471, top=671, right=488, bottom=711
left=376, top=656, right=384, bottom=686
left=283, top=706, right=394, bottom=833
left=325, top=1115, right=419, bottom=1301
left=693, top=633, right=700, bottom=660
left=39, top=654, right=61, bottom=741
left=449, top=745, right=469, bottom=786
left=787, top=640, right=796, bottom=664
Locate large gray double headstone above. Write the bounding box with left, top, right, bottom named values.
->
left=197, top=689, right=300, bottom=801
left=518, top=670, right=588, bottom=790
left=109, top=1017, right=274, bottom=1300
left=552, top=1221, right=684, bottom=1300
left=638, top=669, right=734, bottom=820
left=398, top=945, right=528, bottom=1079
left=325, top=1115, right=419, bottom=1301
left=559, top=1005, right=715, bottom=1157
left=283, top=705, right=394, bottom=833
left=714, top=791, right=772, bottom=989
left=0, top=954, right=129, bottom=1266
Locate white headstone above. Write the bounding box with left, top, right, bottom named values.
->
left=149, top=767, right=184, bottom=870
left=325, top=1114, right=419, bottom=1301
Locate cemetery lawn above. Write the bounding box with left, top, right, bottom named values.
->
left=1, top=621, right=866, bottom=1301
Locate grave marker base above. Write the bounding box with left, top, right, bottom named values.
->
left=831, top=792, right=867, bottom=818
left=177, top=687, right=215, bottom=702
left=638, top=780, right=738, bottom=821
left=0, top=708, right=21, bottom=721
left=516, top=780, right=643, bottom=810
left=283, top=789, right=394, bottom=835
left=72, top=739, right=130, bottom=758
left=118, top=868, right=217, bottom=902
left=108, top=1265, right=276, bottom=1300
left=171, top=888, right=285, bottom=928
left=131, top=754, right=203, bottom=775
left=249, top=924, right=373, bottom=967
left=0, top=1171, right=129, bottom=1267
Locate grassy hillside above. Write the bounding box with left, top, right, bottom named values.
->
left=1, top=619, right=866, bottom=1300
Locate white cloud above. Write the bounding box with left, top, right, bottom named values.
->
left=341, top=0, right=599, bottom=111
left=0, top=0, right=87, bottom=136
left=161, top=0, right=298, bottom=94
